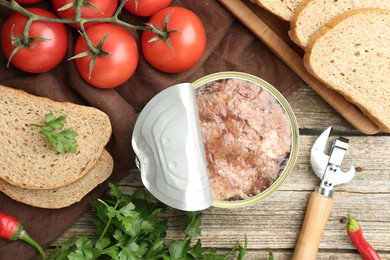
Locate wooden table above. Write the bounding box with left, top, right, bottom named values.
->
left=49, top=85, right=390, bottom=259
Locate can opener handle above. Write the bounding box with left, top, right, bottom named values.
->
left=292, top=127, right=355, bottom=260
left=292, top=192, right=334, bottom=259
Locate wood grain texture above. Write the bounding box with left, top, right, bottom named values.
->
left=49, top=87, right=390, bottom=259
left=292, top=193, right=334, bottom=260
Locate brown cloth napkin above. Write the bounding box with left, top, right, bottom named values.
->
left=0, top=1, right=304, bottom=259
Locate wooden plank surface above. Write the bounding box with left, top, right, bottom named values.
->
left=49, top=86, right=390, bottom=259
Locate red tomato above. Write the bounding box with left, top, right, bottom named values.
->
left=74, top=24, right=138, bottom=89
left=141, top=6, right=206, bottom=73
left=1, top=8, right=68, bottom=73
left=15, top=0, right=43, bottom=4
left=123, top=0, right=172, bottom=17
left=52, top=0, right=118, bottom=28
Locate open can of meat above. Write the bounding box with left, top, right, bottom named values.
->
left=132, top=71, right=299, bottom=211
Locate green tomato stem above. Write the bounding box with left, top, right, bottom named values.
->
left=0, top=0, right=149, bottom=70
left=22, top=17, right=33, bottom=45
left=0, top=0, right=146, bottom=31
left=78, top=23, right=100, bottom=55
left=74, top=0, right=83, bottom=22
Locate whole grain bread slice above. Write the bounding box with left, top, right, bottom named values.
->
left=290, top=0, right=390, bottom=48
left=254, top=0, right=305, bottom=21
left=304, top=9, right=390, bottom=132
left=0, top=85, right=112, bottom=189
left=0, top=149, right=113, bottom=208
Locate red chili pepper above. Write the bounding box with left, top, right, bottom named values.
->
left=346, top=214, right=381, bottom=260
left=0, top=211, right=46, bottom=259
left=0, top=211, right=23, bottom=240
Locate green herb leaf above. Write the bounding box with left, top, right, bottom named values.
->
left=68, top=236, right=98, bottom=260
left=32, top=113, right=78, bottom=153
left=45, top=113, right=65, bottom=129
left=144, top=238, right=165, bottom=259
left=188, top=239, right=211, bottom=258
left=268, top=248, right=275, bottom=260
left=237, top=235, right=248, bottom=260
left=185, top=211, right=202, bottom=237
left=168, top=239, right=191, bottom=260
left=119, top=241, right=148, bottom=259
left=94, top=237, right=110, bottom=251
left=50, top=183, right=247, bottom=259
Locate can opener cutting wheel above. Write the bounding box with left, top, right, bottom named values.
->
left=292, top=127, right=355, bottom=259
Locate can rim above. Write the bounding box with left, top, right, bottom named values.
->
left=192, top=71, right=300, bottom=208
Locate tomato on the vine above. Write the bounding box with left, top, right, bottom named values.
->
left=52, top=0, right=118, bottom=28
left=1, top=8, right=68, bottom=73
left=123, top=0, right=172, bottom=17
left=141, top=6, right=206, bottom=73
left=73, top=24, right=138, bottom=89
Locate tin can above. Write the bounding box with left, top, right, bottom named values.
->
left=132, top=72, right=299, bottom=211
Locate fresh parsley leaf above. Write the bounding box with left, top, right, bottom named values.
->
left=32, top=113, right=78, bottom=153
left=185, top=211, right=202, bottom=237
left=105, top=202, right=139, bottom=231
left=144, top=238, right=165, bottom=259
left=118, top=240, right=148, bottom=259
left=108, top=182, right=124, bottom=201
left=168, top=239, right=191, bottom=260
left=65, top=236, right=99, bottom=260
left=237, top=235, right=248, bottom=260
left=268, top=248, right=275, bottom=260
left=187, top=239, right=215, bottom=259
left=48, top=239, right=74, bottom=260
left=50, top=183, right=247, bottom=260
left=45, top=113, right=66, bottom=129
left=94, top=237, right=110, bottom=251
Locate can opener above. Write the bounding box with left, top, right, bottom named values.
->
left=292, top=127, right=355, bottom=259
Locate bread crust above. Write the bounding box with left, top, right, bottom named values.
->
left=0, top=150, right=113, bottom=208
left=304, top=9, right=390, bottom=132
left=254, top=0, right=305, bottom=21
left=0, top=85, right=112, bottom=189
left=290, top=0, right=390, bottom=49
left=289, top=0, right=313, bottom=48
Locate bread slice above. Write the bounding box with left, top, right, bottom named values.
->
left=0, top=150, right=113, bottom=209
left=0, top=85, right=112, bottom=189
left=290, top=0, right=390, bottom=48
left=253, top=0, right=305, bottom=21
left=304, top=9, right=390, bottom=132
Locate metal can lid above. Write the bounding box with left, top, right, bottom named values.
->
left=132, top=83, right=213, bottom=211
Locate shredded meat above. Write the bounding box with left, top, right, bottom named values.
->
left=196, top=79, right=292, bottom=201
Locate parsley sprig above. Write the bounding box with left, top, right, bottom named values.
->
left=49, top=183, right=247, bottom=259
left=32, top=113, right=78, bottom=154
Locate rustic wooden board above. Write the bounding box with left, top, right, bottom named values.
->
left=218, top=0, right=381, bottom=135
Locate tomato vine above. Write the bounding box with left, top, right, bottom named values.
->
left=0, top=0, right=145, bottom=53
left=0, top=0, right=207, bottom=87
